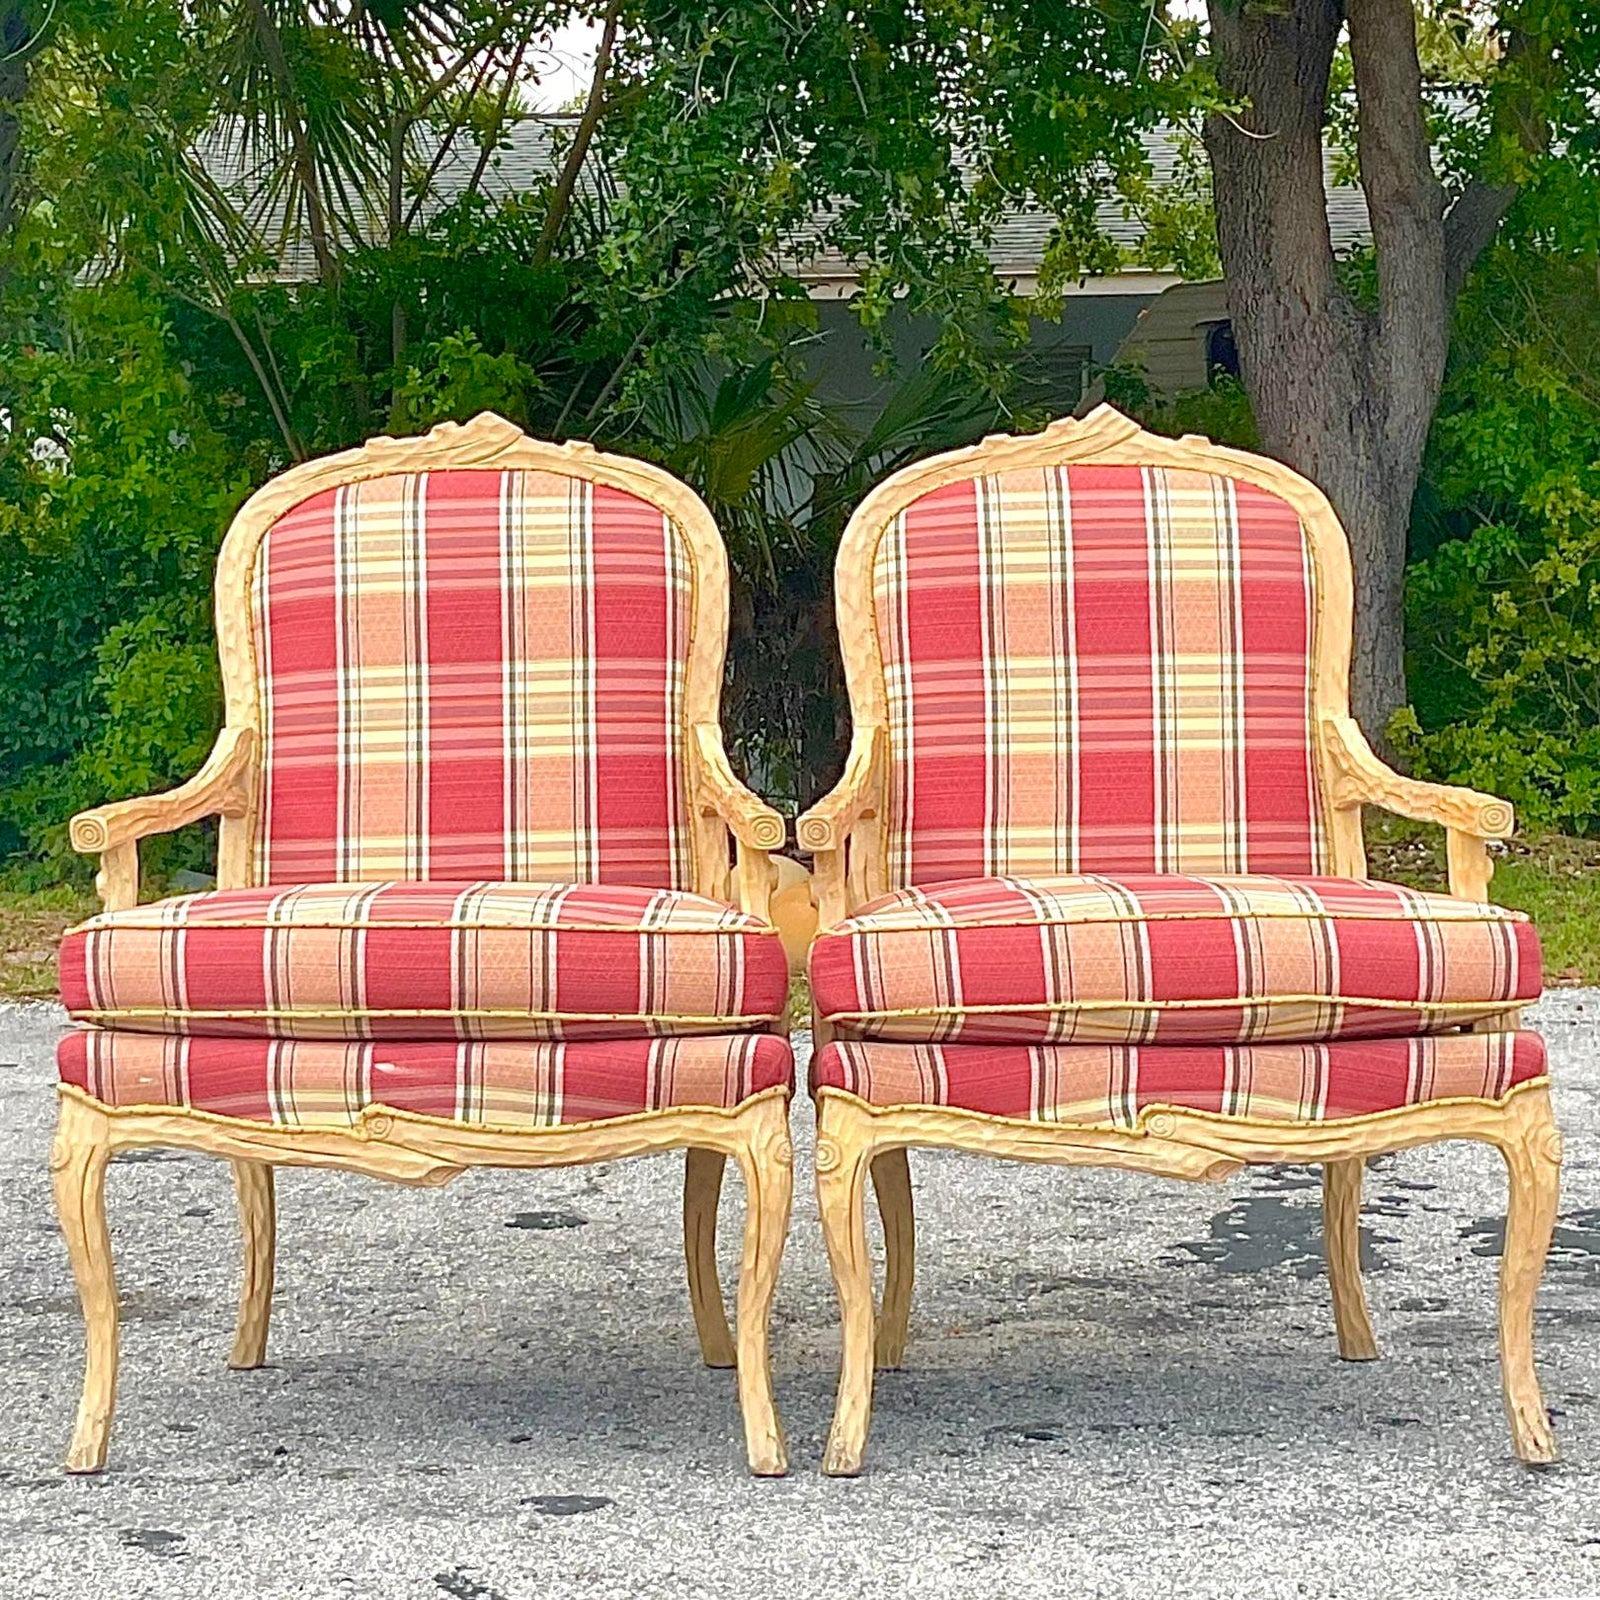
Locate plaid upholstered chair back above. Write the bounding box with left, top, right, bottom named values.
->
left=847, top=410, right=1342, bottom=887
left=221, top=419, right=725, bottom=888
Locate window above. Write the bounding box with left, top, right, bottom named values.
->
left=1205, top=320, right=1240, bottom=379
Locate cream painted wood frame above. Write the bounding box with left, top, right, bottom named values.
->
left=798, top=403, right=1560, bottom=1476
left=58, top=414, right=793, bottom=1477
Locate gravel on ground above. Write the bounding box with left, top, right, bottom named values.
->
left=1, top=996, right=1597, bottom=1600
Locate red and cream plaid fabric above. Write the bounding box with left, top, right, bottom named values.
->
left=59, top=1030, right=793, bottom=1127
left=873, top=464, right=1326, bottom=885
left=61, top=881, right=786, bottom=1041
left=812, top=1032, right=1545, bottom=1124
left=253, top=469, right=696, bottom=886
left=809, top=874, right=1538, bottom=1045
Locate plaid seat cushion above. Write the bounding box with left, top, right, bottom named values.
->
left=812, top=1032, right=1546, bottom=1125
left=809, top=874, right=1539, bottom=1045
left=874, top=463, right=1327, bottom=885
left=59, top=1030, right=793, bottom=1127
left=254, top=468, right=697, bottom=886
left=61, top=881, right=787, bottom=1041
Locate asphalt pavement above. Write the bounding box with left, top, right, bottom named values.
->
left=2, top=996, right=1598, bottom=1599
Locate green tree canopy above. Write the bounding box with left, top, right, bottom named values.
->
left=2, top=0, right=1598, bottom=867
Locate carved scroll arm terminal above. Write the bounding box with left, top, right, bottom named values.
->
left=68, top=726, right=257, bottom=911
left=690, top=722, right=786, bottom=920
left=796, top=722, right=885, bottom=929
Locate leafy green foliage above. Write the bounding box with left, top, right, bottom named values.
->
left=1399, top=241, right=1600, bottom=834
left=12, top=0, right=1195, bottom=867
left=0, top=281, right=247, bottom=868
left=1103, top=368, right=1258, bottom=451
left=5, top=0, right=1600, bottom=880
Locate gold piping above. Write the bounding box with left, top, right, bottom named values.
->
left=67, top=916, right=780, bottom=937
left=71, top=1007, right=783, bottom=1027
left=816, top=903, right=1529, bottom=937
left=821, top=993, right=1532, bottom=1024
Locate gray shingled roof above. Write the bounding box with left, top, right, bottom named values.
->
left=202, top=114, right=1372, bottom=288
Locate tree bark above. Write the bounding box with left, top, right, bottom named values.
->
left=1204, top=0, right=1450, bottom=740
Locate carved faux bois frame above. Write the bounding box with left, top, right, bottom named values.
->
left=797, top=405, right=1559, bottom=1476
left=57, top=415, right=792, bottom=1477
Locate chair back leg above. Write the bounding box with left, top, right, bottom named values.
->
left=684, top=1148, right=737, bottom=1368
left=871, top=1149, right=915, bottom=1369
left=228, top=1160, right=276, bottom=1370
left=1322, top=1158, right=1378, bottom=1360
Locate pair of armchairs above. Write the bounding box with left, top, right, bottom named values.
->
left=53, top=407, right=1559, bottom=1480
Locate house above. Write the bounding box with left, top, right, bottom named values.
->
left=201, top=115, right=1373, bottom=416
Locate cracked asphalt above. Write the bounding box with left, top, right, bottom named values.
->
left=2, top=995, right=1598, bottom=1599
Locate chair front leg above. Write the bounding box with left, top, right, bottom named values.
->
left=871, top=1148, right=915, bottom=1369
left=51, top=1096, right=119, bottom=1473
left=733, top=1094, right=793, bottom=1476
left=683, top=1148, right=737, bottom=1368
left=816, top=1095, right=879, bottom=1476
left=1322, top=1158, right=1378, bottom=1360
left=1495, top=1086, right=1561, bottom=1464
left=228, top=1161, right=276, bottom=1370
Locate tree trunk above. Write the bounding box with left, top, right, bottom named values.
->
left=245, top=0, right=339, bottom=284
left=388, top=112, right=409, bottom=365
left=1203, top=0, right=1451, bottom=743
left=534, top=0, right=620, bottom=268
left=1318, top=434, right=1415, bottom=733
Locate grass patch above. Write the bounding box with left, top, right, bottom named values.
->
left=0, top=883, right=96, bottom=1000
left=1365, top=814, right=1600, bottom=984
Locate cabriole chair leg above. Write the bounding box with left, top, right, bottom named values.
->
left=733, top=1095, right=793, bottom=1476
left=684, top=1148, right=737, bottom=1368
left=817, top=1096, right=878, bottom=1476
left=229, top=1160, right=276, bottom=1370
left=51, top=1096, right=119, bottom=1474
left=1495, top=1086, right=1561, bottom=1464
left=871, top=1148, right=914, bottom=1369
left=1322, top=1157, right=1378, bottom=1360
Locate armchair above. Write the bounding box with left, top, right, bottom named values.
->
left=802, top=405, right=1558, bottom=1475
left=54, top=414, right=795, bottom=1475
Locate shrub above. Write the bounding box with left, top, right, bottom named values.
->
left=1398, top=243, right=1600, bottom=834
left=0, top=282, right=252, bottom=874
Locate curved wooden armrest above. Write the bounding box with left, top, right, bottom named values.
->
left=1321, top=715, right=1510, bottom=904
left=690, top=723, right=786, bottom=852
left=796, top=724, right=885, bottom=854
left=69, top=727, right=258, bottom=855
left=1322, top=715, right=1514, bottom=839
